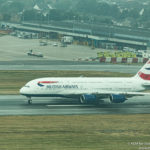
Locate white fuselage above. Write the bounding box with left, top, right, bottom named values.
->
left=20, top=77, right=146, bottom=97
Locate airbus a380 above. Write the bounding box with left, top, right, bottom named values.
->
left=20, top=60, right=150, bottom=104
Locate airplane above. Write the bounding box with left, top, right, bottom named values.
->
left=20, top=60, right=150, bottom=104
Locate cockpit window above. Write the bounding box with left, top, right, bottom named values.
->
left=24, top=85, right=30, bottom=88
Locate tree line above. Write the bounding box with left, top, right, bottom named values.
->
left=1, top=0, right=150, bottom=28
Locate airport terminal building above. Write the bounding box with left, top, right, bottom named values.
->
left=1, top=21, right=150, bottom=51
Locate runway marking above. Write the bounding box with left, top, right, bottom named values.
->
left=46, top=105, right=95, bottom=107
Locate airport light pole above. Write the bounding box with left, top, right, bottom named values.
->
left=90, top=16, right=94, bottom=35
left=73, top=16, right=75, bottom=33
left=90, top=17, right=94, bottom=49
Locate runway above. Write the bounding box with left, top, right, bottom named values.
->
left=0, top=95, right=150, bottom=116
left=0, top=60, right=142, bottom=73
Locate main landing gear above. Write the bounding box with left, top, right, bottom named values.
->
left=27, top=97, right=32, bottom=104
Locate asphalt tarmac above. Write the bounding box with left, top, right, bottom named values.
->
left=0, top=60, right=142, bottom=73
left=0, top=95, right=149, bottom=116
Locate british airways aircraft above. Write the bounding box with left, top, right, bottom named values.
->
left=20, top=60, right=150, bottom=104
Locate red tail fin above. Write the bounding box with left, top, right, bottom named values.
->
left=135, top=60, right=150, bottom=80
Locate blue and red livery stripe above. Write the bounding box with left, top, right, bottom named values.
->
left=38, top=81, right=58, bottom=87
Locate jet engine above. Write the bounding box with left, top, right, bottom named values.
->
left=79, top=94, right=97, bottom=104
left=110, top=94, right=127, bottom=103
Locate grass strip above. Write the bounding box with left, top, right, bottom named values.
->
left=0, top=115, right=149, bottom=150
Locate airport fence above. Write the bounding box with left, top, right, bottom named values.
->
left=74, top=57, right=149, bottom=63
left=99, top=57, right=149, bottom=63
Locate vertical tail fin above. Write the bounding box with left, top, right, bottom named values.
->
left=134, top=59, right=150, bottom=80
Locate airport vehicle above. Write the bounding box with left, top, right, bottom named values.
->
left=40, top=41, right=47, bottom=46
left=136, top=50, right=150, bottom=58
left=27, top=50, right=43, bottom=57
left=53, top=42, right=58, bottom=46
left=61, top=36, right=73, bottom=44
left=20, top=60, right=150, bottom=104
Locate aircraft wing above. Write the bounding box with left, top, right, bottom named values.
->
left=66, top=89, right=150, bottom=98
left=92, top=91, right=150, bottom=97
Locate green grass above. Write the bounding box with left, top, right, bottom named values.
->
left=0, top=115, right=150, bottom=150
left=0, top=70, right=133, bottom=94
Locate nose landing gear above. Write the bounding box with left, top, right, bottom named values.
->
left=27, top=97, right=32, bottom=104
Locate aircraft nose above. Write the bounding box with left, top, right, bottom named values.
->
left=20, top=87, right=25, bottom=95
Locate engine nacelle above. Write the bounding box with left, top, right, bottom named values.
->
left=110, top=94, right=126, bottom=103
left=79, top=94, right=97, bottom=104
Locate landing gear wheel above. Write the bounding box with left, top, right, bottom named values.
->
left=28, top=99, right=32, bottom=104
left=27, top=97, right=32, bottom=104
